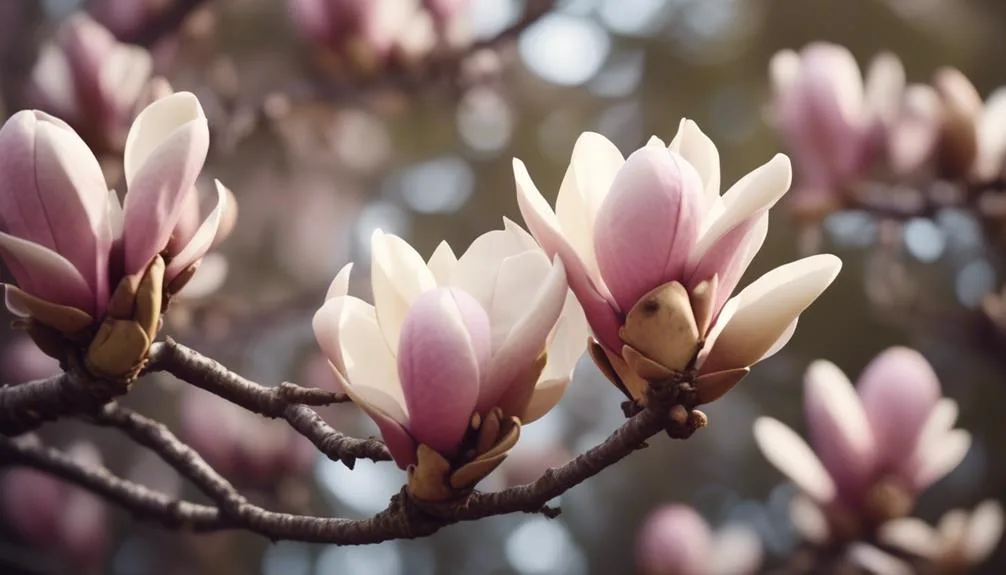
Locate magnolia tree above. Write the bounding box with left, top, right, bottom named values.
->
left=0, top=2, right=1005, bottom=575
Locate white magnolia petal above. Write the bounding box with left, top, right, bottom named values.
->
left=790, top=495, right=830, bottom=545
left=175, top=253, right=227, bottom=300
left=314, top=294, right=406, bottom=417
left=878, top=518, right=939, bottom=560
left=488, top=250, right=552, bottom=352
left=911, top=398, right=959, bottom=467
left=554, top=132, right=625, bottom=278
left=124, top=91, right=206, bottom=185
left=864, top=52, right=906, bottom=126
left=760, top=317, right=797, bottom=362
left=701, top=255, right=842, bottom=373
left=427, top=240, right=458, bottom=286
left=502, top=217, right=541, bottom=251
left=645, top=135, right=666, bottom=147
left=937, top=509, right=970, bottom=551
left=107, top=189, right=124, bottom=241
left=769, top=49, right=800, bottom=97
left=541, top=292, right=588, bottom=382
left=451, top=227, right=534, bottom=312
left=522, top=378, right=569, bottom=424
left=753, top=417, right=837, bottom=503
left=3, top=284, right=30, bottom=317
left=370, top=230, right=436, bottom=355
left=847, top=543, right=914, bottom=575
left=803, top=359, right=875, bottom=483
left=913, top=429, right=971, bottom=491
left=965, top=500, right=1005, bottom=564
left=325, top=263, right=354, bottom=301
left=692, top=154, right=791, bottom=261
left=99, top=45, right=154, bottom=118
left=668, top=118, right=721, bottom=207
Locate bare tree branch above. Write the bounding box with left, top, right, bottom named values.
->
left=0, top=407, right=670, bottom=545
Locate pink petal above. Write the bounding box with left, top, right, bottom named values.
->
left=398, top=288, right=486, bottom=456
left=857, top=347, right=941, bottom=471
left=57, top=15, right=114, bottom=118
left=480, top=257, right=568, bottom=412
left=636, top=505, right=712, bottom=575
left=0, top=232, right=93, bottom=312
left=0, top=111, right=110, bottom=308
left=804, top=360, right=876, bottom=501
left=164, top=181, right=228, bottom=282
left=352, top=385, right=419, bottom=469
left=514, top=158, right=622, bottom=352
left=593, top=147, right=702, bottom=313
left=686, top=212, right=768, bottom=316
left=121, top=92, right=209, bottom=275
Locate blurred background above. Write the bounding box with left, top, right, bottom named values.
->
left=1, top=0, right=1006, bottom=573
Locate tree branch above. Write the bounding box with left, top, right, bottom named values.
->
left=1, top=407, right=669, bottom=544
left=146, top=339, right=391, bottom=466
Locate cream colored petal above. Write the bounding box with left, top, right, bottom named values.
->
left=487, top=250, right=552, bottom=352
left=542, top=292, right=588, bottom=382
left=692, top=154, right=791, bottom=262
left=427, top=240, right=457, bottom=286
left=847, top=543, right=914, bottom=575
left=451, top=227, right=531, bottom=311
left=965, top=500, right=1005, bottom=564
left=325, top=263, right=354, bottom=301
left=370, top=230, right=436, bottom=355
left=759, top=318, right=798, bottom=362
left=522, top=378, right=568, bottom=424
left=646, top=135, right=666, bottom=147
left=502, top=217, right=541, bottom=251
left=668, top=118, right=721, bottom=208
left=878, top=518, right=939, bottom=560
left=912, top=429, right=971, bottom=491
left=753, top=417, right=836, bottom=503
left=864, top=52, right=906, bottom=127
left=708, top=524, right=763, bottom=575
left=124, top=91, right=206, bottom=184
left=790, top=494, right=830, bottom=545
left=769, top=49, right=800, bottom=97
left=701, top=255, right=841, bottom=373
left=937, top=509, right=970, bottom=551
left=973, top=87, right=1006, bottom=181
left=554, top=132, right=625, bottom=279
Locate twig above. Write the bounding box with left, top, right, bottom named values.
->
left=0, top=407, right=668, bottom=544
left=146, top=339, right=390, bottom=466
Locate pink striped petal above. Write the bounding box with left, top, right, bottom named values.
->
left=594, top=147, right=702, bottom=313
left=857, top=347, right=941, bottom=471
left=121, top=92, right=209, bottom=275
left=804, top=360, right=876, bottom=500
left=514, top=158, right=622, bottom=352
left=481, top=257, right=568, bottom=412
left=164, top=181, right=228, bottom=282
left=399, top=288, right=486, bottom=456
left=0, top=232, right=93, bottom=312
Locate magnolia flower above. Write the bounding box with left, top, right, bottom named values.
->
left=514, top=119, right=841, bottom=412
left=636, top=504, right=763, bottom=575
left=755, top=347, right=971, bottom=540
left=927, top=68, right=1006, bottom=182
left=769, top=43, right=904, bottom=216
left=313, top=224, right=586, bottom=501
left=879, top=499, right=1004, bottom=572
left=0, top=91, right=229, bottom=377
left=287, top=0, right=470, bottom=74
left=1, top=442, right=108, bottom=571
left=26, top=14, right=155, bottom=152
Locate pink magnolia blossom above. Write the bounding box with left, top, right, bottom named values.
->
left=514, top=119, right=841, bottom=406
left=769, top=43, right=904, bottom=214
left=0, top=91, right=228, bottom=326
left=878, top=499, right=1004, bottom=571
left=0, top=442, right=108, bottom=570
left=636, top=504, right=763, bottom=575
left=312, top=224, right=586, bottom=496
left=755, top=347, right=970, bottom=537
left=26, top=14, right=154, bottom=151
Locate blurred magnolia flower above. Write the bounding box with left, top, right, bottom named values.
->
left=927, top=68, right=1006, bottom=183
left=755, top=347, right=971, bottom=541
left=636, top=504, right=763, bottom=575
left=878, top=499, right=1004, bottom=572
left=313, top=224, right=587, bottom=501
left=26, top=14, right=156, bottom=153
left=514, top=119, right=841, bottom=414
left=1, top=442, right=108, bottom=571
left=769, top=43, right=905, bottom=217
left=287, top=0, right=471, bottom=76
left=87, top=0, right=167, bottom=38
left=0, top=92, right=229, bottom=378
left=180, top=387, right=316, bottom=485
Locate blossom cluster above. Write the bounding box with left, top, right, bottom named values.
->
left=770, top=42, right=1006, bottom=218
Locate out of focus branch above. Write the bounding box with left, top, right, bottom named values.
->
left=121, top=0, right=210, bottom=47
left=0, top=406, right=670, bottom=544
